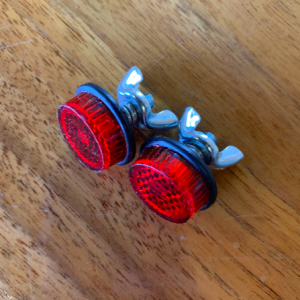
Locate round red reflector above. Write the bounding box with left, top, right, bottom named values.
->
left=57, top=92, right=127, bottom=172
left=129, top=146, right=210, bottom=223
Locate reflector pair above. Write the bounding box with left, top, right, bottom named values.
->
left=57, top=67, right=243, bottom=223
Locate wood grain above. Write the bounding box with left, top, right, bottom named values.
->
left=0, top=0, right=299, bottom=299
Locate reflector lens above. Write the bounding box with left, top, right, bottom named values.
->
left=57, top=92, right=126, bottom=172
left=129, top=146, right=210, bottom=223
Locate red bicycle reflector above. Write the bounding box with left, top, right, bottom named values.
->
left=129, top=145, right=211, bottom=223
left=57, top=92, right=127, bottom=172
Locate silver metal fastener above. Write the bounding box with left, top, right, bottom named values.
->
left=179, top=107, right=244, bottom=169
left=117, top=66, right=178, bottom=130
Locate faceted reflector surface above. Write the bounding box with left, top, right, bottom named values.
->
left=129, top=146, right=210, bottom=223
left=57, top=92, right=126, bottom=172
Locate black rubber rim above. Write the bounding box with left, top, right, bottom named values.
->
left=139, top=136, right=218, bottom=210
left=75, top=83, right=136, bottom=165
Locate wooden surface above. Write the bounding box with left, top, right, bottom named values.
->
left=0, top=0, right=299, bottom=299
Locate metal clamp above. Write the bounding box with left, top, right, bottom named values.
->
left=179, top=107, right=244, bottom=169
left=117, top=67, right=178, bottom=130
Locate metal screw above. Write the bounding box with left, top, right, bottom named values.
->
left=117, top=67, right=178, bottom=130
left=179, top=107, right=244, bottom=169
